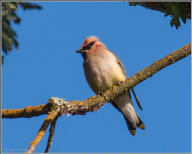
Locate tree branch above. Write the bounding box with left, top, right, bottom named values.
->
left=2, top=104, right=51, bottom=118
left=25, top=110, right=59, bottom=153
left=2, top=43, right=191, bottom=118
left=2, top=43, right=191, bottom=153
left=44, top=114, right=59, bottom=153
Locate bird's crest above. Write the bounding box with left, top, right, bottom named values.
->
left=82, top=36, right=99, bottom=47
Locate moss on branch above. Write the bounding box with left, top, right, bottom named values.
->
left=2, top=43, right=190, bottom=153
left=2, top=43, right=190, bottom=118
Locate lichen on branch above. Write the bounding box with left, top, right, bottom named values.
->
left=2, top=43, right=191, bottom=153
left=2, top=43, right=191, bottom=119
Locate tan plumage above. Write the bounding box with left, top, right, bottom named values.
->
left=77, top=36, right=145, bottom=135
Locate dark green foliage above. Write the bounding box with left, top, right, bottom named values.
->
left=129, top=2, right=190, bottom=29
left=2, top=2, right=42, bottom=61
left=163, top=3, right=190, bottom=29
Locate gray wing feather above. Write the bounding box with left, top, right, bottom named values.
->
left=109, top=49, right=143, bottom=110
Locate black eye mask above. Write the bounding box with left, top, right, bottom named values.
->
left=82, top=41, right=95, bottom=50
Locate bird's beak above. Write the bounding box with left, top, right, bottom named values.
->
left=76, top=49, right=86, bottom=53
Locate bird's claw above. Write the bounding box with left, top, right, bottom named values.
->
left=117, top=81, right=123, bottom=86
left=98, top=90, right=105, bottom=96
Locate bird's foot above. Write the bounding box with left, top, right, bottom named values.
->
left=117, top=81, right=123, bottom=86
left=98, top=90, right=105, bottom=96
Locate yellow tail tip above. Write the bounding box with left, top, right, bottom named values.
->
left=139, top=123, right=145, bottom=130
left=129, top=130, right=136, bottom=136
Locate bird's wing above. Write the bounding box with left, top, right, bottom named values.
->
left=109, top=49, right=143, bottom=110
left=109, top=50, right=128, bottom=78
left=130, top=87, right=142, bottom=110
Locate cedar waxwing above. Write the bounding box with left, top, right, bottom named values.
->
left=76, top=36, right=145, bottom=136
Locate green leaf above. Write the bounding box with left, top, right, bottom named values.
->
left=170, top=18, right=174, bottom=27
left=19, top=2, right=42, bottom=10
left=2, top=2, right=42, bottom=58
left=180, top=15, right=187, bottom=24
left=7, top=2, right=18, bottom=10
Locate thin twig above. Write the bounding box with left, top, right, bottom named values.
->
left=44, top=114, right=59, bottom=153
left=25, top=110, right=59, bottom=153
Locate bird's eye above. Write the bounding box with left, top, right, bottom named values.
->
left=88, top=42, right=95, bottom=47
left=82, top=41, right=95, bottom=50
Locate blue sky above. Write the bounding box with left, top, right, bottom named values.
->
left=2, top=2, right=191, bottom=153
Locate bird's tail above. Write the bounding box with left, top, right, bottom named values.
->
left=113, top=94, right=145, bottom=136
left=122, top=103, right=145, bottom=135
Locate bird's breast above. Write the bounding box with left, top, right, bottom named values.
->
left=84, top=53, right=126, bottom=94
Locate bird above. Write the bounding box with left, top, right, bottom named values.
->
left=76, top=36, right=145, bottom=136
